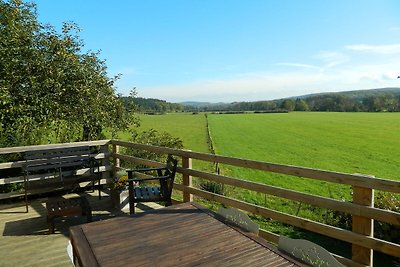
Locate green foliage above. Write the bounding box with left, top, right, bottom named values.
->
left=280, top=99, right=295, bottom=111
left=322, top=191, right=400, bottom=244
left=113, top=170, right=128, bottom=191
left=122, top=129, right=183, bottom=168
left=294, top=99, right=309, bottom=111
left=123, top=96, right=184, bottom=113
left=374, top=192, right=400, bottom=243
left=0, top=182, right=23, bottom=193
left=200, top=181, right=224, bottom=195
left=0, top=0, right=133, bottom=146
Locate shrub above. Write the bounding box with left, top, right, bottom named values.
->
left=122, top=129, right=183, bottom=169
left=200, top=181, right=224, bottom=195
left=374, top=192, right=400, bottom=243
left=322, top=191, right=400, bottom=244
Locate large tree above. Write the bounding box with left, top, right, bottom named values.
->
left=0, top=0, right=132, bottom=146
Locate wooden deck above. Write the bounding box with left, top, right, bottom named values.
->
left=0, top=190, right=162, bottom=267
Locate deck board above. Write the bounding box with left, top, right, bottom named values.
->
left=0, top=190, right=162, bottom=267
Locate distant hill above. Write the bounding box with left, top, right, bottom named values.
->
left=180, top=101, right=211, bottom=106
left=123, top=88, right=400, bottom=113
left=292, top=87, right=400, bottom=100
left=182, top=87, right=400, bottom=112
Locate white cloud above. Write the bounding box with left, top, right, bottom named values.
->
left=122, top=43, right=400, bottom=102
left=139, top=71, right=332, bottom=102
left=346, top=44, right=400, bottom=54
left=316, top=51, right=349, bottom=68
left=138, top=57, right=400, bottom=103
left=276, top=62, right=321, bottom=70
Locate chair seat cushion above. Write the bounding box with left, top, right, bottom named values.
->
left=134, top=186, right=162, bottom=201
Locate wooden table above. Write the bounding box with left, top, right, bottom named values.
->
left=69, top=202, right=307, bottom=267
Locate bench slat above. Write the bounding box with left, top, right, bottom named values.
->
left=26, top=147, right=91, bottom=160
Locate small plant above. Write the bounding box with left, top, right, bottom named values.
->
left=200, top=181, right=224, bottom=195
left=114, top=170, right=129, bottom=192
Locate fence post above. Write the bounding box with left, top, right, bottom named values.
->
left=182, top=154, right=193, bottom=202
left=352, top=185, right=374, bottom=266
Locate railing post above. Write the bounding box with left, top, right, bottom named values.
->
left=352, top=185, right=374, bottom=266
left=99, top=144, right=111, bottom=181
left=112, top=144, right=120, bottom=177
left=110, top=144, right=120, bottom=197
left=182, top=154, right=193, bottom=202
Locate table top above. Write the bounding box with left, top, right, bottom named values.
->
left=69, top=202, right=307, bottom=267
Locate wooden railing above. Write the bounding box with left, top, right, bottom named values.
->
left=0, top=139, right=399, bottom=267
left=110, top=140, right=400, bottom=267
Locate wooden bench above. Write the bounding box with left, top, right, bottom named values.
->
left=24, top=146, right=101, bottom=212
left=46, top=197, right=92, bottom=234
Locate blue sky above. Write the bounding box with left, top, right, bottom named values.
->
left=34, top=0, right=400, bottom=102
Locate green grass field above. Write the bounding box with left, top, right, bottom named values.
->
left=136, top=113, right=210, bottom=153
left=116, top=113, right=212, bottom=172
left=207, top=112, right=400, bottom=208
left=208, top=112, right=400, bottom=180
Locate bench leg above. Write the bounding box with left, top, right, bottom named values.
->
left=81, top=197, right=93, bottom=222
left=24, top=180, right=29, bottom=213
left=84, top=206, right=92, bottom=222
left=47, top=215, right=55, bottom=234
left=98, top=179, right=101, bottom=200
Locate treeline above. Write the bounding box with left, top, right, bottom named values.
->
left=184, top=88, right=400, bottom=112
left=122, top=97, right=184, bottom=113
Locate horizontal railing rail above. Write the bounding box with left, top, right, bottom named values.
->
left=110, top=140, right=400, bottom=267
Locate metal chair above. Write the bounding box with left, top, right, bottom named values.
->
left=126, top=155, right=178, bottom=214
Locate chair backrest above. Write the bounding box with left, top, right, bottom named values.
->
left=216, top=207, right=259, bottom=234
left=160, top=155, right=178, bottom=197
left=278, top=236, right=345, bottom=267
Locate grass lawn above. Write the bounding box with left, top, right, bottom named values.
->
left=117, top=112, right=213, bottom=173
left=136, top=113, right=210, bottom=153
left=207, top=112, right=400, bottom=221
left=208, top=112, right=400, bottom=180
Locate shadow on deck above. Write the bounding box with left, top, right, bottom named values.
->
left=0, top=189, right=162, bottom=267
